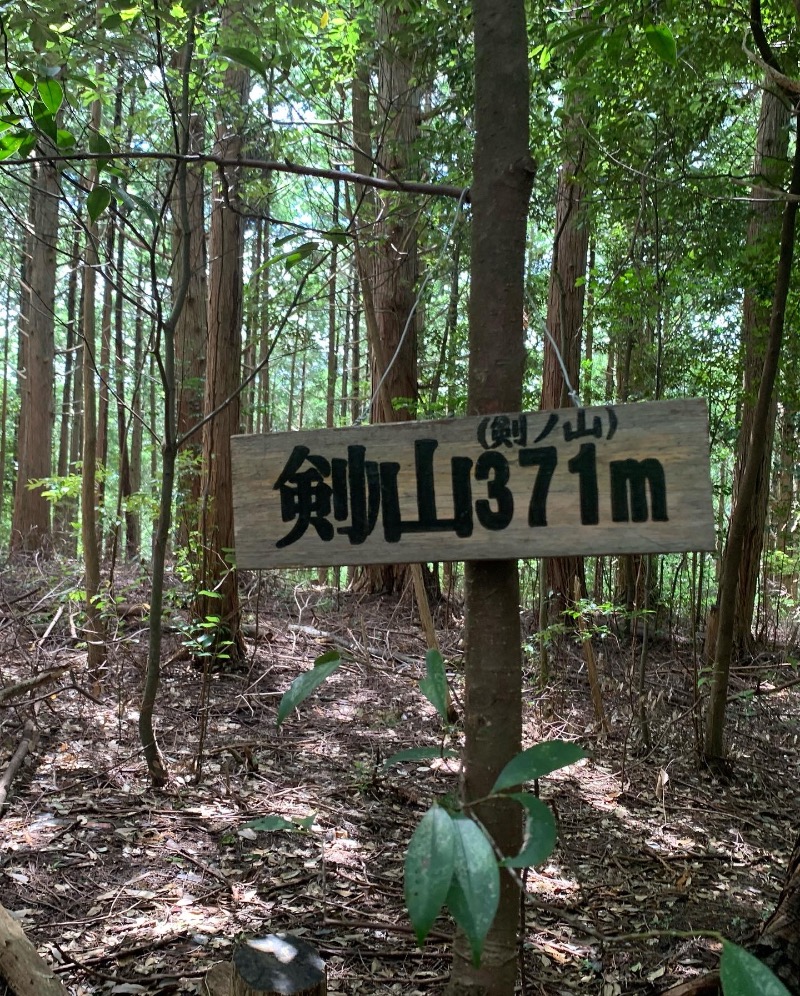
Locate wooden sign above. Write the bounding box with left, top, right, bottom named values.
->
left=231, top=399, right=715, bottom=569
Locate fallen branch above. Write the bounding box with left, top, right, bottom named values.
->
left=0, top=720, right=39, bottom=814
left=0, top=900, right=69, bottom=996
left=0, top=666, right=72, bottom=706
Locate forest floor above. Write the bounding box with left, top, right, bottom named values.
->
left=0, top=562, right=799, bottom=996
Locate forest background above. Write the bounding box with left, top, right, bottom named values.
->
left=3, top=0, right=800, bottom=993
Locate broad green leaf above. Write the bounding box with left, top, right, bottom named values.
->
left=571, top=27, right=603, bottom=63
left=284, top=241, right=319, bottom=269
left=0, top=88, right=15, bottom=103
left=491, top=741, right=586, bottom=793
left=319, top=229, right=349, bottom=246
left=56, top=129, right=75, bottom=149
left=87, top=184, right=113, bottom=223
left=446, top=816, right=499, bottom=966
left=242, top=814, right=315, bottom=832
left=132, top=192, right=161, bottom=226
left=276, top=651, right=342, bottom=726
left=14, top=70, right=35, bottom=94
left=89, top=131, right=112, bottom=156
left=405, top=805, right=455, bottom=944
left=273, top=233, right=297, bottom=248
left=501, top=794, right=557, bottom=868
left=32, top=103, right=57, bottom=141
left=380, top=747, right=458, bottom=772
left=720, top=942, right=791, bottom=996
left=219, top=46, right=268, bottom=80
left=644, top=24, right=677, bottom=66
left=37, top=80, right=63, bottom=116
left=17, top=132, right=36, bottom=158
left=419, top=649, right=449, bottom=722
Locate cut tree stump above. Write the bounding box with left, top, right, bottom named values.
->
left=0, top=902, right=69, bottom=996
left=204, top=934, right=326, bottom=996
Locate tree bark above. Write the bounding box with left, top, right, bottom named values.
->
left=705, top=97, right=800, bottom=761
left=730, top=80, right=790, bottom=655
left=541, top=84, right=589, bottom=620
left=81, top=94, right=108, bottom=685
left=446, top=0, right=534, bottom=992
left=11, top=150, right=58, bottom=555
left=174, top=102, right=207, bottom=548
left=356, top=4, right=421, bottom=595
left=198, top=21, right=247, bottom=656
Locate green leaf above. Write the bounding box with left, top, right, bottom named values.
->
left=0, top=134, right=23, bottom=160
left=571, top=27, right=603, bottom=63
left=89, top=131, right=112, bottom=156
left=501, top=794, right=557, bottom=868
left=284, top=241, right=319, bottom=269
left=87, top=184, right=113, bottom=223
left=14, top=70, right=35, bottom=94
left=219, top=46, right=268, bottom=80
left=405, top=805, right=455, bottom=944
left=720, top=942, right=791, bottom=996
left=319, top=229, right=349, bottom=246
left=276, top=651, right=342, bottom=726
left=644, top=24, right=677, bottom=66
left=446, top=816, right=499, bottom=966
left=37, top=80, right=63, bottom=115
left=32, top=103, right=57, bottom=141
left=491, top=741, right=586, bottom=793
left=380, top=747, right=459, bottom=772
left=242, top=814, right=315, bottom=832
left=419, top=649, right=449, bottom=722
left=55, top=129, right=75, bottom=149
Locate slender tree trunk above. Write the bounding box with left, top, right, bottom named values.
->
left=705, top=100, right=800, bottom=761
left=128, top=260, right=144, bottom=558
left=358, top=4, right=420, bottom=594
left=446, top=0, right=534, bottom=992
left=326, top=177, right=340, bottom=428
left=174, top=102, right=207, bottom=548
left=96, top=218, right=114, bottom=549
left=541, top=82, right=589, bottom=621
left=198, top=26, right=247, bottom=655
left=731, top=81, right=790, bottom=655
left=81, top=109, right=108, bottom=684
left=11, top=151, right=58, bottom=555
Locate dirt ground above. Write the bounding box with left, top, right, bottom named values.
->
left=0, top=564, right=798, bottom=995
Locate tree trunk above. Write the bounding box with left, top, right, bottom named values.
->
left=705, top=87, right=800, bottom=761
left=446, top=0, right=534, bottom=992
left=198, top=30, right=247, bottom=657
left=353, top=6, right=420, bottom=595
left=81, top=110, right=108, bottom=685
left=541, top=84, right=589, bottom=621
left=11, top=151, right=58, bottom=555
left=174, top=103, right=207, bottom=548
left=730, top=81, right=790, bottom=656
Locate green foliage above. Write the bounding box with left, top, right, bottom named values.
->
left=276, top=650, right=343, bottom=726
left=405, top=805, right=455, bottom=944
left=643, top=24, right=677, bottom=66
left=720, top=942, right=791, bottom=995
left=419, top=648, right=449, bottom=723
left=404, top=741, right=582, bottom=963
left=445, top=815, right=500, bottom=966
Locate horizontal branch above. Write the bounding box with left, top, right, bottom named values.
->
left=4, top=150, right=471, bottom=202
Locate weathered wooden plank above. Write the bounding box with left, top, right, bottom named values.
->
left=231, top=399, right=715, bottom=568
